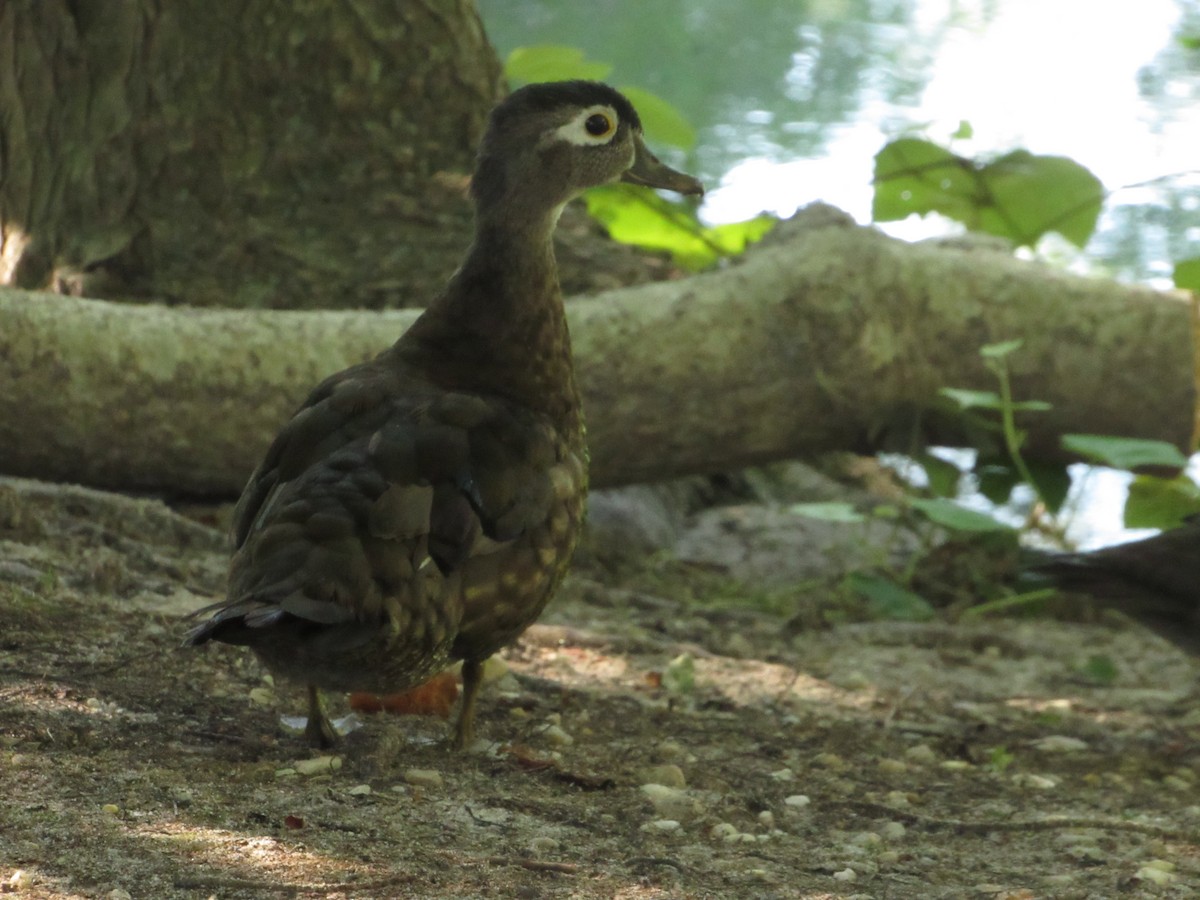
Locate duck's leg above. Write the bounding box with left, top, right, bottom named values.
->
left=451, top=658, right=484, bottom=749
left=304, top=684, right=339, bottom=748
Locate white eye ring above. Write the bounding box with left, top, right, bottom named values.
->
left=554, top=104, right=619, bottom=146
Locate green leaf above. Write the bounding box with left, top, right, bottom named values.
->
left=1124, top=474, right=1200, bottom=529
left=584, top=184, right=773, bottom=269
left=951, top=120, right=974, bottom=141
left=789, top=502, right=867, bottom=523
left=910, top=497, right=1015, bottom=533
left=940, top=387, right=1004, bottom=411
left=1062, top=434, right=1188, bottom=471
left=1174, top=257, right=1200, bottom=291
left=1024, top=460, right=1072, bottom=513
left=977, top=151, right=1104, bottom=248
left=1179, top=34, right=1200, bottom=50
left=980, top=338, right=1024, bottom=359
left=873, top=138, right=978, bottom=224
left=504, top=45, right=612, bottom=84
left=987, top=746, right=1015, bottom=773
left=917, top=452, right=962, bottom=498
left=618, top=86, right=696, bottom=150
left=847, top=573, right=935, bottom=621
left=873, top=139, right=1104, bottom=248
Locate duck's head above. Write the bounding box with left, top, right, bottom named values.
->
left=471, top=80, right=704, bottom=220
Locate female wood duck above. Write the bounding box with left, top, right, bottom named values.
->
left=185, top=81, right=704, bottom=748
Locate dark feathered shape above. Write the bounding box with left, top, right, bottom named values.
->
left=185, top=82, right=702, bottom=750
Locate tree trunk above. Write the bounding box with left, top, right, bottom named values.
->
left=1, top=207, right=1194, bottom=496
left=0, top=0, right=500, bottom=308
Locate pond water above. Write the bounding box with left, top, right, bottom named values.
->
left=480, top=0, right=1200, bottom=546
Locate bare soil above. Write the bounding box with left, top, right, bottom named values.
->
left=1, top=476, right=1198, bottom=899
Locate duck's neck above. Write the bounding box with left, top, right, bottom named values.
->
left=396, top=206, right=582, bottom=437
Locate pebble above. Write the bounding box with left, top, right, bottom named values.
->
left=641, top=818, right=681, bottom=833
left=347, top=784, right=372, bottom=796
left=1012, top=773, right=1057, bottom=790
left=539, top=724, right=574, bottom=746
left=640, top=783, right=701, bottom=820
left=1031, top=735, right=1088, bottom=753
left=783, top=794, right=811, bottom=808
left=832, top=867, right=857, bottom=882
left=655, top=739, right=686, bottom=762
left=769, top=767, right=795, bottom=781
left=884, top=791, right=911, bottom=807
left=850, top=831, right=882, bottom=848
left=1134, top=862, right=1176, bottom=886
left=642, top=764, right=686, bottom=789
left=101, top=804, right=120, bottom=816
left=879, top=821, right=906, bottom=841
left=529, top=836, right=559, bottom=855
left=813, top=753, right=845, bottom=770
left=248, top=687, right=274, bottom=707
left=904, top=744, right=938, bottom=766
left=1162, top=775, right=1191, bottom=792
left=293, top=756, right=342, bottom=777
left=107, top=890, right=133, bottom=900
left=877, top=757, right=907, bottom=775
left=711, top=822, right=740, bottom=841
left=757, top=810, right=774, bottom=829
left=403, top=768, right=443, bottom=790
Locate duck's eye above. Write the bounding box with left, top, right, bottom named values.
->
left=585, top=113, right=613, bottom=137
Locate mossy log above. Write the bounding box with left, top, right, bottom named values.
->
left=0, top=209, right=1194, bottom=496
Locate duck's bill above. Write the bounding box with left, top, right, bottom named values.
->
left=621, top=134, right=704, bottom=196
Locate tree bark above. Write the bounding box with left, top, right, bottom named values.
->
left=1, top=207, right=1194, bottom=496
left=0, top=0, right=500, bottom=307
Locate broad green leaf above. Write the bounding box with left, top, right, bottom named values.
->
left=917, top=452, right=962, bottom=498
left=584, top=184, right=773, bottom=269
left=847, top=572, right=936, bottom=621
left=504, top=45, right=612, bottom=84
left=910, top=497, right=1014, bottom=532
left=980, top=338, right=1024, bottom=359
left=1124, top=474, right=1200, bottom=528
left=873, top=138, right=978, bottom=224
left=1024, top=460, right=1072, bottom=513
left=1062, top=434, right=1188, bottom=471
left=977, top=151, right=1103, bottom=248
left=873, top=139, right=1104, bottom=247
left=1174, top=257, right=1200, bottom=291
left=951, top=120, right=974, bottom=140
left=789, top=502, right=866, bottom=523
left=618, top=86, right=696, bottom=150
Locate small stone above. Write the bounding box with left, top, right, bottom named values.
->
left=1134, top=864, right=1175, bottom=886
left=403, top=768, right=443, bottom=790
left=347, top=784, right=372, bottom=796
left=904, top=744, right=938, bottom=766
left=769, top=767, right=795, bottom=781
left=1162, top=775, right=1191, bottom=792
left=877, top=757, right=907, bottom=775
left=539, top=724, right=574, bottom=746
left=878, top=849, right=901, bottom=864
left=529, top=836, right=559, bottom=855
left=832, top=867, right=857, bottom=882
left=274, top=768, right=298, bottom=779
left=851, top=831, right=882, bottom=847
left=248, top=687, right=274, bottom=707
left=1031, top=735, right=1088, bottom=753
left=641, top=783, right=701, bottom=820
left=5, top=870, right=26, bottom=891
left=711, top=822, right=739, bottom=841
left=655, top=739, right=686, bottom=761
left=101, top=804, right=120, bottom=816
left=940, top=760, right=972, bottom=771
left=884, top=791, right=911, bottom=807
left=1012, top=773, right=1057, bottom=790
left=879, top=821, right=906, bottom=841
left=107, top=890, right=133, bottom=900
left=640, top=818, right=681, bottom=833
left=294, top=756, right=342, bottom=776
left=757, top=810, right=775, bottom=829
left=480, top=655, right=508, bottom=683
left=642, top=764, right=686, bottom=789
left=783, top=794, right=810, bottom=808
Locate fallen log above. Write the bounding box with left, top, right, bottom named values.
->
left=0, top=208, right=1194, bottom=495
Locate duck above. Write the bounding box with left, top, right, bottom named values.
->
left=184, top=80, right=704, bottom=749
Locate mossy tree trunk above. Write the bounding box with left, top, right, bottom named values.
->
left=0, top=0, right=500, bottom=308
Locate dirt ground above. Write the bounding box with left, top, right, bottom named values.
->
left=1, top=474, right=1198, bottom=899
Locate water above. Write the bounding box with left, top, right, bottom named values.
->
left=480, top=0, right=1200, bottom=546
